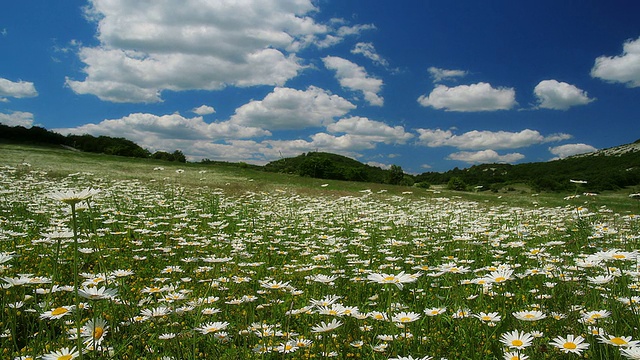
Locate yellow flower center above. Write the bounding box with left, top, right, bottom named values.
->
left=563, top=342, right=577, bottom=350
left=524, top=314, right=535, bottom=319
left=612, top=254, right=626, bottom=259
left=383, top=276, right=396, bottom=282
left=93, top=326, right=104, bottom=339
left=58, top=355, right=72, bottom=360
left=510, top=356, right=519, bottom=360
left=51, top=307, right=68, bottom=316
left=399, top=317, right=411, bottom=322
left=512, top=339, right=524, bottom=347
left=495, top=276, right=506, bottom=282
left=481, top=316, right=491, bottom=321
left=610, top=337, right=627, bottom=345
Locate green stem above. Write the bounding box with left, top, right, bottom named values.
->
left=71, top=203, right=84, bottom=359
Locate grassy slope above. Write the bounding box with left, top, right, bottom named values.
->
left=2, top=143, right=639, bottom=214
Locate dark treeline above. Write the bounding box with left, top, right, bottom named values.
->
left=0, top=124, right=186, bottom=163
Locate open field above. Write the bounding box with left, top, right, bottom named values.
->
left=1, top=143, right=639, bottom=359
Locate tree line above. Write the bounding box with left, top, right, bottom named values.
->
left=0, top=124, right=186, bottom=163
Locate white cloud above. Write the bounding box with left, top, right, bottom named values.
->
left=0, top=111, right=35, bottom=128
left=549, top=143, right=597, bottom=159
left=192, top=105, right=216, bottom=115
left=0, top=78, right=38, bottom=99
left=447, top=150, right=525, bottom=164
left=534, top=80, right=595, bottom=110
left=591, top=36, right=640, bottom=87
left=416, top=128, right=571, bottom=150
left=229, top=86, right=355, bottom=130
left=67, top=0, right=370, bottom=103
left=327, top=116, right=413, bottom=144
left=427, top=67, right=468, bottom=83
left=322, top=56, right=384, bottom=106
left=351, top=42, right=389, bottom=67
left=417, top=82, right=516, bottom=112
left=55, top=112, right=270, bottom=153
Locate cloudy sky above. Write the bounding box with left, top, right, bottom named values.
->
left=1, top=1, right=639, bottom=173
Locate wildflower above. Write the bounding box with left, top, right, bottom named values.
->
left=368, top=311, right=388, bottom=321
left=392, top=311, right=421, bottom=324
left=503, top=351, right=529, bottom=360
left=275, top=340, right=299, bottom=354
left=78, top=286, right=118, bottom=300
left=389, top=356, right=433, bottom=360
left=49, top=188, right=101, bottom=205
left=512, top=310, right=546, bottom=321
left=474, top=311, right=501, bottom=323
left=620, top=346, right=640, bottom=359
left=311, top=319, right=342, bottom=333
left=500, top=330, right=534, bottom=349
left=40, top=305, right=75, bottom=320
left=41, top=346, right=80, bottom=360
left=81, top=318, right=108, bottom=346
left=367, top=271, right=421, bottom=290
left=484, top=268, right=514, bottom=284
left=195, top=321, right=229, bottom=334
left=424, top=307, right=446, bottom=316
left=549, top=334, right=590, bottom=355
left=598, top=334, right=640, bottom=347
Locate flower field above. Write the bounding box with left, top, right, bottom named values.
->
left=1, top=163, right=639, bottom=359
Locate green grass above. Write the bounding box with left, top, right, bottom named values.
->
left=1, top=143, right=639, bottom=360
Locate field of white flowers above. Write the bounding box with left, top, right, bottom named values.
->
left=0, top=163, right=639, bottom=360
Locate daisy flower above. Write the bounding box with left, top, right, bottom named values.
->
left=81, top=317, right=108, bottom=346
left=367, top=271, right=421, bottom=290
left=549, top=334, right=590, bottom=355
left=311, top=319, right=342, bottom=333
left=195, top=321, right=229, bottom=334
left=392, top=311, right=422, bottom=324
left=512, top=310, right=546, bottom=321
left=41, top=346, right=80, bottom=360
left=49, top=188, right=100, bottom=205
left=40, top=305, right=74, bottom=320
left=620, top=346, right=640, bottom=359
left=598, top=334, right=640, bottom=347
left=78, top=286, right=118, bottom=300
left=474, top=311, right=501, bottom=323
left=503, top=352, right=529, bottom=360
left=424, top=307, right=447, bottom=316
left=500, top=330, right=534, bottom=349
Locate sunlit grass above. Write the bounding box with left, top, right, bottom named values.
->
left=0, top=144, right=639, bottom=359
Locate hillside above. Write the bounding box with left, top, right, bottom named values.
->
left=415, top=139, right=640, bottom=193
left=263, top=151, right=392, bottom=184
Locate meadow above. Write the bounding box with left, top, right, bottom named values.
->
left=0, top=144, right=639, bottom=360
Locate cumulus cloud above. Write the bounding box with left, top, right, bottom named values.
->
left=0, top=111, right=35, bottom=128
left=327, top=116, right=413, bottom=144
left=549, top=143, right=597, bottom=159
left=322, top=56, right=384, bottom=106
left=534, top=80, right=595, bottom=110
left=591, top=36, right=640, bottom=87
left=417, top=82, right=516, bottom=112
left=192, top=105, right=216, bottom=115
left=447, top=150, right=525, bottom=164
left=0, top=78, right=38, bottom=99
left=427, top=67, right=468, bottom=83
left=66, top=0, right=372, bottom=103
left=55, top=112, right=270, bottom=153
left=351, top=42, right=389, bottom=67
left=416, top=128, right=571, bottom=150
left=229, top=86, right=355, bottom=130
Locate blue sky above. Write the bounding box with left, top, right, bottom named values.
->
left=1, top=1, right=639, bottom=173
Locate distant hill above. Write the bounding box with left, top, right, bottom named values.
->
left=263, top=152, right=392, bottom=184
left=415, top=139, right=640, bottom=193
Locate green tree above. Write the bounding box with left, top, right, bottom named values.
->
left=386, top=165, right=405, bottom=185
